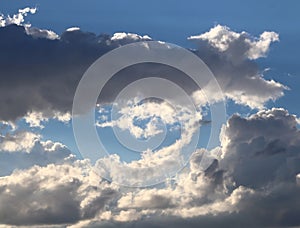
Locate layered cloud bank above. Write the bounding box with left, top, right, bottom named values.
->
left=0, top=8, right=285, bottom=122
left=1, top=108, right=300, bottom=227
left=0, top=7, right=298, bottom=228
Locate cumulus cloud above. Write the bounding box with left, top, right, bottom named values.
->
left=0, top=162, right=119, bottom=225
left=110, top=32, right=152, bottom=45
left=189, top=24, right=279, bottom=60
left=219, top=108, right=300, bottom=188
left=0, top=11, right=286, bottom=122
left=1, top=108, right=300, bottom=227
left=0, top=131, right=40, bottom=152
left=0, top=7, right=37, bottom=27
left=0, top=7, right=297, bottom=228
left=189, top=25, right=286, bottom=108
left=24, top=110, right=71, bottom=128
left=0, top=7, right=59, bottom=40
left=96, top=99, right=198, bottom=139
left=95, top=98, right=203, bottom=186
left=0, top=131, right=73, bottom=176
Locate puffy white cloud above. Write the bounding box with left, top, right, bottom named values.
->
left=96, top=100, right=193, bottom=139
left=95, top=99, right=203, bottom=186
left=0, top=162, right=119, bottom=225
left=76, top=108, right=300, bottom=227
left=24, top=110, right=71, bottom=128
left=0, top=131, right=40, bottom=152
left=1, top=108, right=300, bottom=227
left=0, top=129, right=73, bottom=176
left=188, top=24, right=279, bottom=60
left=0, top=7, right=298, bottom=227
left=0, top=7, right=37, bottom=27
left=219, top=108, right=300, bottom=189
left=0, top=7, right=59, bottom=40
left=189, top=25, right=286, bottom=109
left=25, top=26, right=59, bottom=40
left=111, top=32, right=151, bottom=42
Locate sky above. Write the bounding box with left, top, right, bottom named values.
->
left=0, top=1, right=300, bottom=227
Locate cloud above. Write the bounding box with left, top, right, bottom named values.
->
left=95, top=99, right=203, bottom=186
left=0, top=162, right=119, bottom=225
left=0, top=131, right=40, bottom=152
left=0, top=129, right=73, bottom=176
left=96, top=99, right=199, bottom=139
left=0, top=11, right=286, bottom=122
left=0, top=7, right=37, bottom=27
left=219, top=108, right=300, bottom=188
left=189, top=25, right=286, bottom=108
left=0, top=7, right=59, bottom=40
left=25, top=26, right=59, bottom=40
left=24, top=110, right=71, bottom=128
left=66, top=27, right=81, bottom=32
left=0, top=7, right=298, bottom=227
left=0, top=108, right=300, bottom=227
left=110, top=32, right=152, bottom=45
left=188, top=24, right=279, bottom=60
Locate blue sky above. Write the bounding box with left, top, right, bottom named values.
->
left=1, top=1, right=300, bottom=227
left=1, top=0, right=299, bottom=169
left=1, top=0, right=299, bottom=167
left=2, top=0, right=299, bottom=116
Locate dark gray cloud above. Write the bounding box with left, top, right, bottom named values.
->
left=0, top=8, right=297, bottom=228
left=0, top=24, right=113, bottom=121
left=0, top=16, right=285, bottom=121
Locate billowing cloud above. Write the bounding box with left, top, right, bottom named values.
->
left=24, top=110, right=71, bottom=128
left=0, top=7, right=59, bottom=40
left=1, top=108, right=299, bottom=227
left=0, top=7, right=37, bottom=27
left=219, top=108, right=300, bottom=188
left=0, top=162, right=119, bottom=225
left=189, top=24, right=279, bottom=60
left=95, top=98, right=203, bottom=186
left=190, top=25, right=286, bottom=108
left=0, top=131, right=40, bottom=152
left=0, top=7, right=298, bottom=228
left=0, top=133, right=72, bottom=176
left=0, top=10, right=286, bottom=122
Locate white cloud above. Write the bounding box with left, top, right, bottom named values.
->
left=0, top=8, right=299, bottom=227
left=95, top=99, right=203, bottom=186
left=0, top=7, right=37, bottom=27
left=0, top=130, right=73, bottom=176
left=188, top=24, right=279, bottom=60
left=0, top=162, right=119, bottom=225
left=0, top=131, right=40, bottom=152
left=1, top=109, right=300, bottom=227
left=219, top=108, right=300, bottom=188
left=189, top=25, right=285, bottom=109
left=66, top=27, right=81, bottom=32
left=24, top=111, right=48, bottom=128
left=25, top=26, right=59, bottom=40
left=96, top=100, right=180, bottom=139
left=0, top=7, right=59, bottom=40
left=111, top=32, right=151, bottom=41
left=24, top=111, right=71, bottom=128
